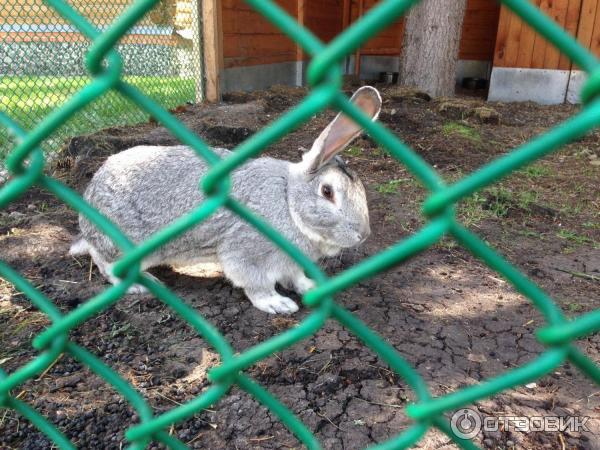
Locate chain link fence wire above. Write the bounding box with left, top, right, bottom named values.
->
left=2, top=0, right=600, bottom=448
left=0, top=0, right=201, bottom=160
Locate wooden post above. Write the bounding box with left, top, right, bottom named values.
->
left=296, top=0, right=305, bottom=62
left=202, top=0, right=224, bottom=102
left=342, top=0, right=351, bottom=74
left=190, top=0, right=204, bottom=103
left=342, top=0, right=351, bottom=30
left=354, top=0, right=363, bottom=76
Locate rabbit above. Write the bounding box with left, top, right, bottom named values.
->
left=69, top=86, right=381, bottom=314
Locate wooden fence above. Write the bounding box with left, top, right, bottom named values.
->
left=494, top=0, right=600, bottom=70
left=222, top=0, right=502, bottom=69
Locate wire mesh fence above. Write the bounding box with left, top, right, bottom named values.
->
left=0, top=0, right=201, bottom=159
left=1, top=0, right=600, bottom=449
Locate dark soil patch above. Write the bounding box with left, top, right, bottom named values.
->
left=1, top=84, right=599, bottom=450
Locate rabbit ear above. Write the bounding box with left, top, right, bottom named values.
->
left=302, top=86, right=382, bottom=174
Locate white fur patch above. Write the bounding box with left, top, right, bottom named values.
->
left=69, top=238, right=90, bottom=256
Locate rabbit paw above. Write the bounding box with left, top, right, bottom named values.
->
left=126, top=284, right=149, bottom=295
left=292, top=274, right=315, bottom=295
left=280, top=273, right=315, bottom=295
left=249, top=293, right=299, bottom=314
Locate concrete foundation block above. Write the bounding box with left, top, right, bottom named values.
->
left=222, top=61, right=301, bottom=92
left=488, top=67, right=570, bottom=104
left=566, top=70, right=586, bottom=104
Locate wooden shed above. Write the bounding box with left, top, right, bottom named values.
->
left=218, top=0, right=501, bottom=94
left=215, top=0, right=600, bottom=104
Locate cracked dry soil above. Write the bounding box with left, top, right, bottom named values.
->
left=1, top=85, right=599, bottom=449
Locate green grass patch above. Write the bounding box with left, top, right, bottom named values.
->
left=568, top=302, right=584, bottom=313
left=458, top=186, right=540, bottom=227
left=442, top=121, right=481, bottom=142
left=346, top=146, right=363, bottom=157
left=371, top=147, right=385, bottom=157
left=583, top=221, right=600, bottom=230
left=1, top=75, right=195, bottom=157
left=375, top=178, right=411, bottom=194
left=518, top=164, right=553, bottom=178
left=557, top=229, right=599, bottom=247
left=459, top=191, right=491, bottom=227
left=346, top=146, right=386, bottom=158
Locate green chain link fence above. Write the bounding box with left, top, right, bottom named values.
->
left=0, top=0, right=201, bottom=159
left=1, top=0, right=600, bottom=448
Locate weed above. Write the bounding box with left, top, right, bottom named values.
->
left=517, top=229, right=544, bottom=239
left=346, top=146, right=363, bottom=157
left=485, top=187, right=512, bottom=218
left=557, top=229, right=599, bottom=247
left=518, top=164, right=552, bottom=178
left=516, top=190, right=538, bottom=210
left=442, top=122, right=481, bottom=142
left=376, top=178, right=410, bottom=194
left=583, top=221, right=600, bottom=230
left=383, top=213, right=396, bottom=223
left=438, top=237, right=458, bottom=250
left=560, top=204, right=584, bottom=216
left=459, top=191, right=491, bottom=227
left=346, top=146, right=386, bottom=158
left=458, top=185, right=540, bottom=227
left=371, top=147, right=385, bottom=157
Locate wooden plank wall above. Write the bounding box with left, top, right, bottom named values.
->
left=341, top=0, right=500, bottom=59
left=348, top=0, right=404, bottom=56
left=304, top=0, right=343, bottom=44
left=460, top=0, right=502, bottom=60
left=222, top=0, right=344, bottom=67
left=493, top=0, right=600, bottom=70
left=221, top=0, right=298, bottom=68
left=222, top=0, right=501, bottom=68
left=572, top=0, right=600, bottom=65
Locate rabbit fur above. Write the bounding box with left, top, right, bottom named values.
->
left=70, top=86, right=382, bottom=314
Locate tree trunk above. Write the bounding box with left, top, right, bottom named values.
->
left=399, top=0, right=467, bottom=97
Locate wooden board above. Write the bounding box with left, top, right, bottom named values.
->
left=221, top=0, right=297, bottom=68
left=493, top=0, right=593, bottom=70
left=203, top=0, right=224, bottom=102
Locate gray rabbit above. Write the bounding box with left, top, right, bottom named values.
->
left=70, top=86, right=381, bottom=314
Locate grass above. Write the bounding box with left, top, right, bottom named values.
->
left=557, top=229, right=599, bottom=248
left=346, top=146, right=386, bottom=158
left=458, top=186, right=540, bottom=227
left=346, top=146, right=363, bottom=157
left=518, top=163, right=553, bottom=178
left=568, top=302, right=584, bottom=313
left=1, top=75, right=195, bottom=157
left=583, top=221, right=600, bottom=230
left=375, top=178, right=411, bottom=194
left=442, top=121, right=481, bottom=142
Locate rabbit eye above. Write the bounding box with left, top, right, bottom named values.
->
left=321, top=184, right=334, bottom=202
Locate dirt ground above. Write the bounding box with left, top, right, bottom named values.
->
left=1, top=84, right=599, bottom=450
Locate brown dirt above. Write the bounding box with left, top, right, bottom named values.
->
left=1, top=84, right=599, bottom=450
